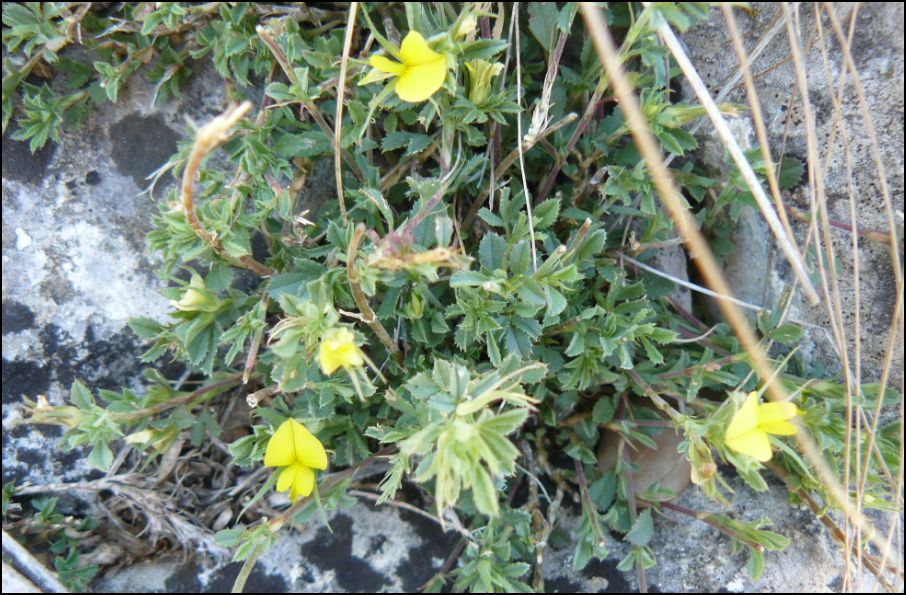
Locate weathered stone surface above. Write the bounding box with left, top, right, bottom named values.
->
left=1, top=45, right=239, bottom=486
left=539, top=472, right=845, bottom=593
left=684, top=2, right=904, bottom=388
left=93, top=500, right=461, bottom=593
left=1, top=562, right=42, bottom=594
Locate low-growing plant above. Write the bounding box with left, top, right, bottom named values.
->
left=4, top=2, right=901, bottom=592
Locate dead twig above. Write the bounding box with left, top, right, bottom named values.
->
left=181, top=102, right=275, bottom=277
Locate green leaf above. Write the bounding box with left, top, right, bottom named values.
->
left=450, top=270, right=490, bottom=287
left=767, top=323, right=803, bottom=345
left=70, top=381, right=94, bottom=409
left=533, top=198, right=561, bottom=229
left=129, top=317, right=164, bottom=339
left=624, top=509, right=654, bottom=547
left=214, top=527, right=245, bottom=548
left=458, top=39, right=509, bottom=61
left=479, top=233, right=507, bottom=272
left=747, top=548, right=765, bottom=579
left=777, top=157, right=804, bottom=189
left=87, top=441, right=113, bottom=472
left=479, top=408, right=529, bottom=436
left=592, top=397, right=615, bottom=424
left=478, top=208, right=504, bottom=228
left=470, top=465, right=499, bottom=516
left=528, top=2, right=560, bottom=51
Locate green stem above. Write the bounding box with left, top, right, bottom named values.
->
left=346, top=224, right=404, bottom=365
left=115, top=374, right=244, bottom=422
left=230, top=551, right=260, bottom=593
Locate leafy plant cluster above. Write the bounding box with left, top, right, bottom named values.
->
left=2, top=485, right=99, bottom=592
left=4, top=2, right=900, bottom=593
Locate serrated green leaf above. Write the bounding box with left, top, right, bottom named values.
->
left=624, top=509, right=654, bottom=547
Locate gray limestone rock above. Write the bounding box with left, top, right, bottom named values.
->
left=683, top=2, right=904, bottom=389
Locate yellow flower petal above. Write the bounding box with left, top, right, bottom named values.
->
left=399, top=31, right=442, bottom=66
left=758, top=419, right=798, bottom=436
left=276, top=464, right=298, bottom=493
left=725, top=391, right=800, bottom=461
left=173, top=274, right=218, bottom=312
left=369, top=55, right=405, bottom=76
left=264, top=418, right=328, bottom=470
left=758, top=401, right=798, bottom=426
left=726, top=430, right=773, bottom=462
left=359, top=66, right=396, bottom=87
left=290, top=420, right=328, bottom=470
left=264, top=418, right=297, bottom=467
left=395, top=59, right=447, bottom=103
left=363, top=31, right=447, bottom=103
left=290, top=464, right=315, bottom=500
left=276, top=463, right=316, bottom=501
left=318, top=328, right=364, bottom=375
left=725, top=392, right=759, bottom=443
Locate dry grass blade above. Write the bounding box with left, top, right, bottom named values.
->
left=334, top=2, right=359, bottom=226
left=720, top=5, right=797, bottom=250
left=808, top=5, right=864, bottom=587
left=579, top=2, right=893, bottom=564
left=818, top=4, right=905, bottom=589
left=651, top=10, right=820, bottom=305
left=513, top=5, right=538, bottom=271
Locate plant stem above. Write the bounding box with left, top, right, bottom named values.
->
left=181, top=102, right=275, bottom=277
left=621, top=445, right=648, bottom=594
left=346, top=224, right=404, bottom=365
left=243, top=295, right=268, bottom=384
left=116, top=373, right=244, bottom=422
left=333, top=2, right=359, bottom=226
left=230, top=551, right=260, bottom=593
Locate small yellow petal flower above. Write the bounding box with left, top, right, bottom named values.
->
left=725, top=391, right=799, bottom=462
left=367, top=31, right=447, bottom=103
left=464, top=59, right=504, bottom=105
left=318, top=327, right=365, bottom=376
left=172, top=274, right=219, bottom=312
left=264, top=418, right=327, bottom=501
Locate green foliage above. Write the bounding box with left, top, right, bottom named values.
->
left=6, top=2, right=899, bottom=592
left=5, top=496, right=100, bottom=592
left=452, top=513, right=535, bottom=593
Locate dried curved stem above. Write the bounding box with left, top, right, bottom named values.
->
left=181, top=102, right=275, bottom=277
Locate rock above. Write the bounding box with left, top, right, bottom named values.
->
left=1, top=562, right=43, bottom=594
left=92, top=500, right=461, bottom=593
left=598, top=427, right=692, bottom=499
left=1, top=56, right=233, bottom=488
left=641, top=474, right=843, bottom=593
left=682, top=2, right=904, bottom=388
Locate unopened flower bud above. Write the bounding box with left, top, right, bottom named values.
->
left=172, top=274, right=219, bottom=312
left=465, top=59, right=504, bottom=105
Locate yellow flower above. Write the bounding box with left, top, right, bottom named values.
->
left=172, top=274, right=219, bottom=312
left=318, top=327, right=364, bottom=375
left=264, top=418, right=328, bottom=501
left=725, top=391, right=799, bottom=462
left=464, top=59, right=504, bottom=105
left=368, top=31, right=447, bottom=103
